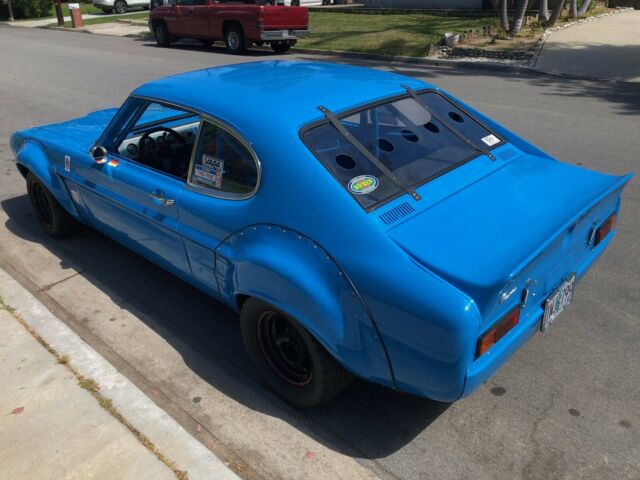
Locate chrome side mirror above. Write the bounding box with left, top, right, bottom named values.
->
left=91, top=145, right=108, bottom=164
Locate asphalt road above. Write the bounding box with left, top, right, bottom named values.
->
left=0, top=25, right=639, bottom=480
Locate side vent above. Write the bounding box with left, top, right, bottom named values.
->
left=379, top=202, right=415, bottom=225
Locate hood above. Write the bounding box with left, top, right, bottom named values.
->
left=388, top=154, right=630, bottom=319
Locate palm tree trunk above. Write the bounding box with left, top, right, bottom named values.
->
left=510, top=0, right=530, bottom=33
left=500, top=0, right=509, bottom=30
left=539, top=0, right=550, bottom=21
left=577, top=0, right=592, bottom=16
left=570, top=0, right=578, bottom=19
left=548, top=0, right=566, bottom=26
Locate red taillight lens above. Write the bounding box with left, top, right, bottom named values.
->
left=476, top=308, right=520, bottom=357
left=594, top=213, right=616, bottom=246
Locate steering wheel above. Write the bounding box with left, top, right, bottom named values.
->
left=138, top=126, right=187, bottom=167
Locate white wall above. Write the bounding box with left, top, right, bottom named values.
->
left=361, top=0, right=483, bottom=8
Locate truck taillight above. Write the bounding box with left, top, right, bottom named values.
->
left=594, top=213, right=616, bottom=246
left=476, top=308, right=520, bottom=357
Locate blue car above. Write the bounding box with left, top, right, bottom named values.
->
left=10, top=61, right=632, bottom=407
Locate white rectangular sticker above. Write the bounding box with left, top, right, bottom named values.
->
left=481, top=134, right=500, bottom=147
left=64, top=155, right=71, bottom=172
left=194, top=154, right=223, bottom=189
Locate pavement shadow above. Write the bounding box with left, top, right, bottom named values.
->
left=1, top=193, right=448, bottom=460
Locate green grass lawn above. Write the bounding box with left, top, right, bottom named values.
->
left=298, top=12, right=498, bottom=57
left=49, top=2, right=103, bottom=17
left=59, top=11, right=148, bottom=27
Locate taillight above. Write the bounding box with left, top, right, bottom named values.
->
left=594, top=213, right=616, bottom=246
left=476, top=308, right=520, bottom=357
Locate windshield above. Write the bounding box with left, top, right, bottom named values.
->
left=303, top=90, right=502, bottom=210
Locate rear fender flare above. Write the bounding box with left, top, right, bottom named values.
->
left=215, top=224, right=396, bottom=388
left=16, top=139, right=79, bottom=218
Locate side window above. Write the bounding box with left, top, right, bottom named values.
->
left=189, top=121, right=258, bottom=196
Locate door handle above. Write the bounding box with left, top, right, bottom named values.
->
left=148, top=192, right=175, bottom=206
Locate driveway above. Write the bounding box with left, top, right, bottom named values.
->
left=536, top=10, right=640, bottom=83
left=1, top=24, right=639, bottom=480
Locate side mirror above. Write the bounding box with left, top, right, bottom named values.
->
left=91, top=145, right=108, bottom=164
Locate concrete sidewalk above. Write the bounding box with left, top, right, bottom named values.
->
left=3, top=11, right=145, bottom=28
left=0, top=267, right=239, bottom=480
left=536, top=10, right=640, bottom=83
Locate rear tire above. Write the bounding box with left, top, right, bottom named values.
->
left=271, top=42, right=291, bottom=54
left=240, top=298, right=353, bottom=407
left=155, top=22, right=171, bottom=47
left=224, top=24, right=246, bottom=54
left=114, top=0, right=127, bottom=14
left=26, top=172, right=78, bottom=238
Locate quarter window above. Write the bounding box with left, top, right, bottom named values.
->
left=189, top=121, right=258, bottom=196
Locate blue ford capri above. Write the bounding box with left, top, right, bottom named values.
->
left=10, top=62, right=632, bottom=407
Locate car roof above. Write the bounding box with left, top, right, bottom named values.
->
left=132, top=61, right=431, bottom=134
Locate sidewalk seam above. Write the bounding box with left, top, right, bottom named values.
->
left=0, top=297, right=188, bottom=480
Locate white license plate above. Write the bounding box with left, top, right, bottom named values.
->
left=541, top=273, right=576, bottom=332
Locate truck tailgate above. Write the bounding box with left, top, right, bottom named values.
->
left=262, top=6, right=308, bottom=30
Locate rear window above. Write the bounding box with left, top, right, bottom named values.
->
left=302, top=90, right=501, bottom=210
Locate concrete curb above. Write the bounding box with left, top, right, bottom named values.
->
left=0, top=266, right=239, bottom=480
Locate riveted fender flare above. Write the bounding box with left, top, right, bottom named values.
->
left=215, top=224, right=396, bottom=388
left=15, top=139, right=79, bottom=218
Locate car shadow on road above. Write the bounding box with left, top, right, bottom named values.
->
left=1, top=193, right=449, bottom=460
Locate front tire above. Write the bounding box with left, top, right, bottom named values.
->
left=26, top=172, right=78, bottom=238
left=113, top=0, right=127, bottom=13
left=240, top=298, right=353, bottom=407
left=224, top=25, right=245, bottom=54
left=155, top=22, right=171, bottom=47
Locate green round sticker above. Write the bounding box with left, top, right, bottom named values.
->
left=348, top=175, right=379, bottom=195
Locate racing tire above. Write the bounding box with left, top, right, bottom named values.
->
left=26, top=172, right=78, bottom=238
left=240, top=297, right=353, bottom=407
left=155, top=22, right=171, bottom=47
left=199, top=39, right=214, bottom=47
left=224, top=25, right=246, bottom=54
left=271, top=42, right=291, bottom=54
left=114, top=0, right=127, bottom=14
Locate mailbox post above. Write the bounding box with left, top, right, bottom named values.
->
left=68, top=2, right=84, bottom=28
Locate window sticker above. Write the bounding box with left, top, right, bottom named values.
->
left=481, top=134, right=500, bottom=147
left=194, top=154, right=224, bottom=189
left=348, top=175, right=379, bottom=195
left=64, top=155, right=71, bottom=172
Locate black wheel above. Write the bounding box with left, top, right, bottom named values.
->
left=271, top=42, right=291, bottom=54
left=240, top=298, right=353, bottom=407
left=155, top=22, right=171, bottom=47
left=224, top=25, right=246, bottom=54
left=114, top=0, right=127, bottom=13
left=26, top=173, right=78, bottom=238
left=199, top=39, right=214, bottom=47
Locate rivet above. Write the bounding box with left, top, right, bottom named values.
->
left=298, top=235, right=302, bottom=240
left=240, top=232, right=244, bottom=236
left=268, top=226, right=271, bottom=230
left=338, top=271, right=342, bottom=276
left=313, top=245, right=317, bottom=249
left=253, top=227, right=257, bottom=231
left=282, top=229, right=286, bottom=233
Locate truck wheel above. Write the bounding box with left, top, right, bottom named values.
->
left=271, top=42, right=291, bottom=54
left=114, top=0, right=127, bottom=14
left=240, top=298, right=353, bottom=408
left=26, top=172, right=78, bottom=238
left=224, top=25, right=246, bottom=54
left=155, top=22, right=171, bottom=47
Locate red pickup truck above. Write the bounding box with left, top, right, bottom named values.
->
left=149, top=1, right=309, bottom=54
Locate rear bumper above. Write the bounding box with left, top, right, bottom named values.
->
left=460, top=234, right=611, bottom=397
left=260, top=29, right=309, bottom=41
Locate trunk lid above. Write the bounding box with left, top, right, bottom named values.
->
left=388, top=153, right=631, bottom=324
left=262, top=5, right=308, bottom=30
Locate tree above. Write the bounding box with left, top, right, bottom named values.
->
left=510, top=0, right=530, bottom=34
left=577, top=0, right=592, bottom=16
left=539, top=0, right=549, bottom=21
left=500, top=0, right=509, bottom=31
left=570, top=0, right=577, bottom=19
left=548, top=0, right=566, bottom=26
left=6, top=0, right=15, bottom=20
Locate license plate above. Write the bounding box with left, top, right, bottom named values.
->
left=541, top=273, right=576, bottom=332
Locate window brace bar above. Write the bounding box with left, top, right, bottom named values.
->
left=317, top=105, right=421, bottom=202
left=401, top=84, right=496, bottom=161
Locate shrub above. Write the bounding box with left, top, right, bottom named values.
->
left=1, top=0, right=54, bottom=19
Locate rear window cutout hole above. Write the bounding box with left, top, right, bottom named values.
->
left=336, top=153, right=356, bottom=170
left=448, top=112, right=464, bottom=123
left=401, top=130, right=419, bottom=143
left=377, top=138, right=395, bottom=152
left=424, top=122, right=440, bottom=133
